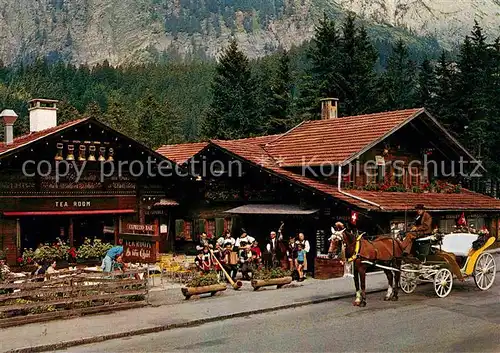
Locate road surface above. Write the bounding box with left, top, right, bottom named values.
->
left=62, top=282, right=500, bottom=353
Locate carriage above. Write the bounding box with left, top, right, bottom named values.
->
left=398, top=232, right=497, bottom=298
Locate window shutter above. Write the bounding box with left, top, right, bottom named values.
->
left=215, top=218, right=224, bottom=238
left=175, top=220, right=184, bottom=238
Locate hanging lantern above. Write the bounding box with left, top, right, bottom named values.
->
left=66, top=144, right=75, bottom=161
left=107, top=148, right=114, bottom=162
left=98, top=147, right=106, bottom=162
left=78, top=145, right=87, bottom=161
left=55, top=143, right=64, bottom=161
left=88, top=145, right=96, bottom=161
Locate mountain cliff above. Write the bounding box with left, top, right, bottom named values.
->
left=0, top=0, right=498, bottom=66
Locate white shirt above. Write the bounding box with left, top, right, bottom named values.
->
left=266, top=238, right=279, bottom=253
left=296, top=239, right=310, bottom=253
left=235, top=235, right=255, bottom=247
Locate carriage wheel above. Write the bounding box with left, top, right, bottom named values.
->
left=400, top=270, right=417, bottom=294
left=434, top=268, right=453, bottom=298
left=474, top=252, right=496, bottom=291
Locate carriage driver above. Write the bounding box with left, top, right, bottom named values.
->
left=401, top=204, right=433, bottom=255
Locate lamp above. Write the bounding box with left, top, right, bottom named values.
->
left=98, top=147, right=106, bottom=162
left=78, top=145, right=87, bottom=161
left=66, top=145, right=75, bottom=161
left=55, top=143, right=64, bottom=161
left=88, top=145, right=96, bottom=161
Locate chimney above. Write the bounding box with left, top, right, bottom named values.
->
left=320, top=98, right=339, bottom=119
left=28, top=98, right=58, bottom=132
left=0, top=109, right=18, bottom=145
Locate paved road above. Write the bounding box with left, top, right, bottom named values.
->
left=63, top=283, right=500, bottom=353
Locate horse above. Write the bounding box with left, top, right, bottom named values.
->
left=328, top=227, right=403, bottom=307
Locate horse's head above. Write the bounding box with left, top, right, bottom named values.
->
left=328, top=227, right=345, bottom=258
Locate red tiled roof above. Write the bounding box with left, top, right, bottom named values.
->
left=211, top=139, right=369, bottom=209
left=0, top=118, right=89, bottom=156
left=155, top=135, right=282, bottom=164
left=211, top=138, right=500, bottom=212
left=156, top=142, right=209, bottom=164
left=344, top=189, right=500, bottom=212
left=265, top=108, right=424, bottom=167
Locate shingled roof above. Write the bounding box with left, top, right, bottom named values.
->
left=265, top=108, right=424, bottom=167
left=156, top=108, right=500, bottom=212
left=0, top=118, right=89, bottom=156
left=156, top=142, right=209, bottom=164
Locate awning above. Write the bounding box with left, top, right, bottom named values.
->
left=225, top=204, right=319, bottom=215
left=3, top=209, right=136, bottom=216
left=153, top=199, right=179, bottom=207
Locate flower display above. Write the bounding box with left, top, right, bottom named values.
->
left=76, top=238, right=113, bottom=260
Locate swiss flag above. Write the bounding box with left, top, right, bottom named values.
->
left=457, top=212, right=467, bottom=226
left=351, top=211, right=358, bottom=225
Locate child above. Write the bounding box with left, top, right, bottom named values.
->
left=295, top=244, right=305, bottom=282
left=250, top=240, right=262, bottom=268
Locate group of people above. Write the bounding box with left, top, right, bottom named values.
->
left=194, top=229, right=311, bottom=282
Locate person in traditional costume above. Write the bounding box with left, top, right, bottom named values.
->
left=235, top=230, right=255, bottom=249
left=195, top=246, right=212, bottom=273
left=287, top=235, right=297, bottom=270
left=222, top=242, right=238, bottom=280
left=401, top=204, right=433, bottom=255
left=218, top=230, right=236, bottom=249
left=196, top=232, right=213, bottom=252
left=250, top=240, right=262, bottom=268
left=265, top=231, right=283, bottom=268
left=295, top=233, right=310, bottom=277
left=238, top=240, right=253, bottom=280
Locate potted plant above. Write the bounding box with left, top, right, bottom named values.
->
left=181, top=272, right=227, bottom=299
left=251, top=268, right=293, bottom=291
left=76, top=238, right=112, bottom=265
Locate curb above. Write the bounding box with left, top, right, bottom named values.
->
left=5, top=286, right=387, bottom=353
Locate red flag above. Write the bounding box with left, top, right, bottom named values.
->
left=351, top=211, right=358, bottom=225
left=457, top=212, right=467, bottom=226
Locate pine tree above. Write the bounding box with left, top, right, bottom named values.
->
left=433, top=51, right=456, bottom=130
left=379, top=40, right=417, bottom=110
left=416, top=59, right=436, bottom=109
left=136, top=91, right=162, bottom=148
left=300, top=13, right=343, bottom=118
left=455, top=22, right=492, bottom=157
left=57, top=100, right=80, bottom=124
left=265, top=50, right=295, bottom=134
left=103, top=93, right=138, bottom=139
left=84, top=101, right=102, bottom=120
left=340, top=16, right=377, bottom=115
left=203, top=39, right=260, bottom=139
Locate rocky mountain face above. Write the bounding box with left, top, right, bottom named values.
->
left=0, top=0, right=498, bottom=66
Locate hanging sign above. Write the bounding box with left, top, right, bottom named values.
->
left=123, top=239, right=157, bottom=263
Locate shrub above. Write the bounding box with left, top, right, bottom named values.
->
left=186, top=272, right=222, bottom=287
left=252, top=268, right=291, bottom=280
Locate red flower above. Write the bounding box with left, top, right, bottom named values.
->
left=17, top=257, right=23, bottom=264
left=27, top=257, right=32, bottom=263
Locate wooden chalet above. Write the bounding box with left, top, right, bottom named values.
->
left=0, top=99, right=184, bottom=265
left=157, top=98, right=500, bottom=274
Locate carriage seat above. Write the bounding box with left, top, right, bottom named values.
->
left=434, top=233, right=476, bottom=256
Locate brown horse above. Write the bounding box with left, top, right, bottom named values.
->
left=329, top=227, right=403, bottom=307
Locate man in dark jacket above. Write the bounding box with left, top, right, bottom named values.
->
left=401, top=204, right=433, bottom=255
